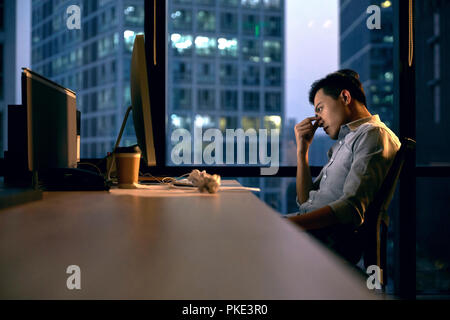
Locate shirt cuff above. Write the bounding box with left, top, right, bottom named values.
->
left=284, top=212, right=300, bottom=218
left=328, top=199, right=363, bottom=227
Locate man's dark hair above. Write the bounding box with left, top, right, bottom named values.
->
left=309, top=69, right=367, bottom=107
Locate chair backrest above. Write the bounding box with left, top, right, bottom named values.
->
left=362, top=137, right=416, bottom=270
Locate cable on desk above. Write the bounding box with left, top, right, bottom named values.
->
left=78, top=162, right=102, bottom=175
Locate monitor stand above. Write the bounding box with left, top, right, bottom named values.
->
left=106, top=105, right=133, bottom=181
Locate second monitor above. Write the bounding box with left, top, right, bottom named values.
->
left=107, top=34, right=158, bottom=180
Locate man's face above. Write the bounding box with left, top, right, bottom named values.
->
left=313, top=88, right=350, bottom=140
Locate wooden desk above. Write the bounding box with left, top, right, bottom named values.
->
left=0, top=182, right=377, bottom=299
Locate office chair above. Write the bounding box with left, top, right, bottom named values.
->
left=308, top=137, right=416, bottom=289
left=358, top=137, right=416, bottom=288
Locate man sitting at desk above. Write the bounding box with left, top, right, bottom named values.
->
left=288, top=69, right=400, bottom=263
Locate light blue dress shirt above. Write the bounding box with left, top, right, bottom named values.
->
left=295, top=115, right=401, bottom=228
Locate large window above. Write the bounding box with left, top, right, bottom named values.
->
left=164, top=0, right=399, bottom=294
left=414, top=0, right=450, bottom=297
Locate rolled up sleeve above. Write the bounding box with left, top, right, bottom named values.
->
left=296, top=173, right=322, bottom=209
left=328, top=127, right=398, bottom=228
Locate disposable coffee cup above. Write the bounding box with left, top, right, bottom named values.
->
left=115, top=146, right=141, bottom=189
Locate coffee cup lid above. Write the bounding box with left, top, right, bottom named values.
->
left=115, top=145, right=141, bottom=154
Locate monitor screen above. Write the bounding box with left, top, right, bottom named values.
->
left=130, top=34, right=157, bottom=167
left=22, top=68, right=77, bottom=172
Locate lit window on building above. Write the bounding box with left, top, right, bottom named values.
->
left=384, top=71, right=393, bottom=82
left=124, top=5, right=144, bottom=26
left=383, top=35, right=394, bottom=43
left=171, top=33, right=193, bottom=55
left=241, top=117, right=260, bottom=131
left=242, top=39, right=260, bottom=62
left=219, top=116, right=238, bottom=132
left=171, top=9, right=192, bottom=30
left=98, top=32, right=119, bottom=57
left=263, top=40, right=281, bottom=62
left=372, top=94, right=380, bottom=105
left=380, top=0, right=392, bottom=8
left=218, top=37, right=238, bottom=58
left=97, top=87, right=116, bottom=110
left=263, top=0, right=281, bottom=9
left=383, top=94, right=393, bottom=105
left=194, top=115, right=215, bottom=129
left=123, top=84, right=131, bottom=106
left=124, top=30, right=143, bottom=53
left=241, top=0, right=260, bottom=9
left=195, top=36, right=216, bottom=56
left=170, top=114, right=192, bottom=131
left=264, top=115, right=282, bottom=132
left=197, top=10, right=215, bottom=32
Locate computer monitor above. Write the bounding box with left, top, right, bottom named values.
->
left=5, top=68, right=110, bottom=190
left=130, top=34, right=156, bottom=166
left=107, top=35, right=157, bottom=179
left=22, top=68, right=78, bottom=172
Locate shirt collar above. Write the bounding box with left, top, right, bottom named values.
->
left=338, top=115, right=380, bottom=140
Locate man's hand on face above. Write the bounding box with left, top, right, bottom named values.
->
left=295, top=116, right=322, bottom=156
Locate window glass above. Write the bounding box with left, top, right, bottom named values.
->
left=414, top=1, right=450, bottom=297
left=220, top=90, right=238, bottom=111
left=124, top=3, right=144, bottom=26
left=172, top=60, right=192, bottom=83
left=197, top=62, right=215, bottom=84
left=220, top=12, right=238, bottom=34
left=171, top=9, right=193, bottom=31
left=197, top=10, right=216, bottom=32
left=416, top=178, right=450, bottom=294
left=220, top=63, right=238, bottom=85
left=171, top=34, right=194, bottom=56
left=415, top=1, right=450, bottom=167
